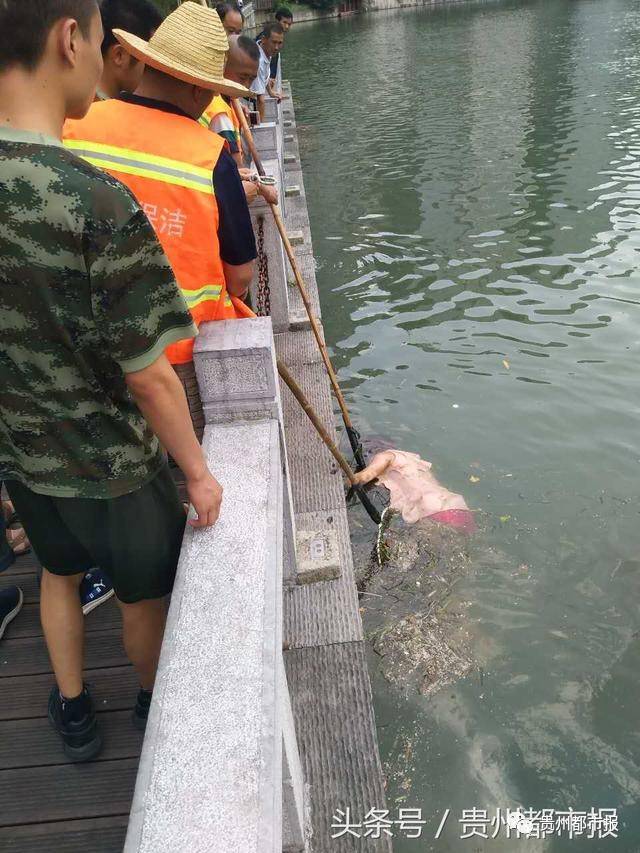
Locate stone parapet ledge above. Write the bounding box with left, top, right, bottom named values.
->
left=125, top=418, right=285, bottom=853
left=125, top=317, right=310, bottom=852
left=248, top=158, right=292, bottom=333
left=252, top=121, right=279, bottom=161
left=263, top=96, right=282, bottom=126
left=194, top=316, right=281, bottom=423
left=194, top=317, right=298, bottom=584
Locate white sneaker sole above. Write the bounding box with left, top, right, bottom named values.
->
left=0, top=588, right=24, bottom=639
left=82, top=587, right=115, bottom=616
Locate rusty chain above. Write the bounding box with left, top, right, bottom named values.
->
left=256, top=216, right=271, bottom=317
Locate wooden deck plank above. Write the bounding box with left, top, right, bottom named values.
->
left=0, top=551, right=38, bottom=578
left=0, top=665, right=138, bottom=722
left=0, top=710, right=143, bottom=770
left=5, top=573, right=39, bottom=605
left=0, top=759, right=138, bottom=828
left=0, top=630, right=127, bottom=679
left=4, top=599, right=122, bottom=640
left=0, top=816, right=128, bottom=853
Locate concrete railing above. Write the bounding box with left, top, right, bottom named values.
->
left=242, top=0, right=257, bottom=30
left=124, top=319, right=308, bottom=853
left=124, top=83, right=328, bottom=853
left=249, top=91, right=307, bottom=332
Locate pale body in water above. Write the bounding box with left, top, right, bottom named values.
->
left=354, top=448, right=476, bottom=533
left=352, top=446, right=478, bottom=695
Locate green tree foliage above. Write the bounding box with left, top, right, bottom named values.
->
left=152, top=0, right=181, bottom=13
left=303, top=0, right=339, bottom=10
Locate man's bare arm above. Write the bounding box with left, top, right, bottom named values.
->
left=223, top=260, right=255, bottom=300
left=267, top=79, right=283, bottom=101
left=125, top=354, right=223, bottom=528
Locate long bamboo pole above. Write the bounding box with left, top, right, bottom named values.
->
left=233, top=98, right=367, bottom=472
left=277, top=360, right=381, bottom=524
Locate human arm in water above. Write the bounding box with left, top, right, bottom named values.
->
left=352, top=451, right=395, bottom=486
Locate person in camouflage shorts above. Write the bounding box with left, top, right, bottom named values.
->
left=0, top=0, right=224, bottom=762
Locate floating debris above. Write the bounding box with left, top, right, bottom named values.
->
left=360, top=515, right=475, bottom=695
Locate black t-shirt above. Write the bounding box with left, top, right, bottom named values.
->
left=118, top=93, right=256, bottom=266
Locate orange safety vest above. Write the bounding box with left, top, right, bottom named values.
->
left=64, top=99, right=254, bottom=365
left=199, top=95, right=242, bottom=151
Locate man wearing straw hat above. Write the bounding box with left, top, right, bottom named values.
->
left=65, top=1, right=258, bottom=441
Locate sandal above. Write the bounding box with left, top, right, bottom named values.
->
left=7, top=525, right=31, bottom=557
left=2, top=500, right=18, bottom=528
left=3, top=502, right=31, bottom=557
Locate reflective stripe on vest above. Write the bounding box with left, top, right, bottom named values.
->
left=199, top=96, right=241, bottom=144
left=64, top=100, right=255, bottom=364
left=183, top=284, right=233, bottom=310
left=64, top=139, right=213, bottom=194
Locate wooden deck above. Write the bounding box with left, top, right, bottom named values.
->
left=0, top=468, right=191, bottom=852
left=0, top=549, right=140, bottom=852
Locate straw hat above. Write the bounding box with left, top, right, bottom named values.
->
left=113, top=1, right=251, bottom=99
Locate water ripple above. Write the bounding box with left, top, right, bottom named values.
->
left=289, top=0, right=640, bottom=839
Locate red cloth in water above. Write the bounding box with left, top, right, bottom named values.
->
left=429, top=508, right=477, bottom=535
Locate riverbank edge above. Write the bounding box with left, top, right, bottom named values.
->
left=274, top=81, right=393, bottom=850
left=254, top=0, right=475, bottom=27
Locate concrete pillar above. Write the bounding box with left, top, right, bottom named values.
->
left=249, top=157, right=292, bottom=333
left=252, top=122, right=279, bottom=160
left=193, top=317, right=298, bottom=583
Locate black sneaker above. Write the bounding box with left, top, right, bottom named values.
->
left=132, top=687, right=153, bottom=731
left=48, top=685, right=103, bottom=762
left=0, top=586, right=23, bottom=639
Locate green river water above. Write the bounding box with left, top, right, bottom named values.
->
left=286, top=1, right=640, bottom=849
